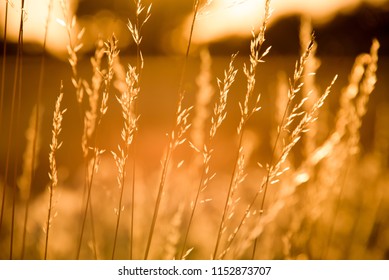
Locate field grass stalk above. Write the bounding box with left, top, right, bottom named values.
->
left=20, top=0, right=53, bottom=259
left=45, top=84, right=66, bottom=260
left=143, top=0, right=200, bottom=260
left=127, top=0, right=152, bottom=259
left=0, top=0, right=10, bottom=236
left=180, top=53, right=238, bottom=259
left=213, top=0, right=271, bottom=259
left=0, top=0, right=9, bottom=136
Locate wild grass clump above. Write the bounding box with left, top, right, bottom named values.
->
left=0, top=0, right=388, bottom=260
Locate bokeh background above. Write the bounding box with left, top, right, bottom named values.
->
left=1, top=0, right=389, bottom=56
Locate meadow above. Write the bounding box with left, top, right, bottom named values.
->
left=0, top=0, right=388, bottom=260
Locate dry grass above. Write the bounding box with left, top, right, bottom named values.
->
left=44, top=83, right=66, bottom=260
left=0, top=0, right=388, bottom=260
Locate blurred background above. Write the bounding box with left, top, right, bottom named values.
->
left=1, top=0, right=389, bottom=56
left=1, top=0, right=388, bottom=175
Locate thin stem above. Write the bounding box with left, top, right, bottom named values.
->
left=143, top=148, right=173, bottom=259
left=0, top=53, right=18, bottom=239
left=322, top=160, right=351, bottom=259
left=0, top=1, right=25, bottom=249
left=129, top=144, right=136, bottom=260
left=224, top=73, right=335, bottom=261
left=77, top=85, right=109, bottom=258
left=21, top=0, right=53, bottom=259
left=251, top=238, right=258, bottom=259
left=179, top=165, right=207, bottom=259
left=112, top=146, right=129, bottom=260
left=45, top=84, right=65, bottom=260
left=44, top=186, right=54, bottom=260
left=11, top=1, right=25, bottom=258
left=76, top=155, right=98, bottom=259
left=77, top=34, right=118, bottom=259
left=0, top=0, right=8, bottom=134
left=0, top=1, right=9, bottom=235
left=178, top=0, right=200, bottom=99
left=180, top=53, right=237, bottom=259
left=128, top=0, right=144, bottom=260
left=59, top=3, right=95, bottom=258
left=128, top=69, right=140, bottom=261
left=215, top=1, right=271, bottom=258
left=88, top=197, right=98, bottom=259
left=212, top=130, right=244, bottom=260
left=251, top=35, right=315, bottom=259
left=44, top=181, right=54, bottom=260
left=219, top=179, right=265, bottom=259
left=143, top=0, right=199, bottom=260
left=251, top=97, right=293, bottom=259
left=112, top=60, right=140, bottom=260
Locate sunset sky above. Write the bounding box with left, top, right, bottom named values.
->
left=0, top=0, right=388, bottom=56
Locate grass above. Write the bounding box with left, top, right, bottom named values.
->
left=0, top=0, right=388, bottom=260
left=45, top=82, right=66, bottom=260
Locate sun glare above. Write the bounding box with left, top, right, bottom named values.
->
left=1, top=0, right=387, bottom=56
left=189, top=0, right=388, bottom=44
left=0, top=0, right=77, bottom=57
